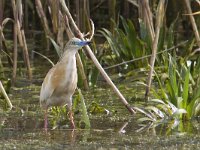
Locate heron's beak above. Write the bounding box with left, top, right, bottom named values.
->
left=79, top=41, right=91, bottom=46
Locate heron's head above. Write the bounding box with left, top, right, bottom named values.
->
left=65, top=37, right=90, bottom=52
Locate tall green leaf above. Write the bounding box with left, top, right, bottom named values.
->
left=182, top=66, right=190, bottom=108
left=77, top=89, right=91, bottom=129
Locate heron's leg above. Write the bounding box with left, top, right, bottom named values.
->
left=44, top=108, right=48, bottom=130
left=69, top=109, right=75, bottom=129
left=67, top=98, right=75, bottom=129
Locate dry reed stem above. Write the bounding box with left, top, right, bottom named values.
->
left=35, top=0, right=52, bottom=38
left=1, top=24, right=13, bottom=66
left=21, top=30, right=32, bottom=80
left=62, top=13, right=74, bottom=38
left=145, top=0, right=165, bottom=98
left=48, top=0, right=59, bottom=34
left=14, top=0, right=32, bottom=80
left=76, top=54, right=89, bottom=90
left=60, top=0, right=136, bottom=114
left=11, top=0, right=18, bottom=83
left=184, top=0, right=200, bottom=48
left=75, top=20, right=94, bottom=89
left=0, top=81, right=13, bottom=110
left=138, top=0, right=155, bottom=41
left=60, top=12, right=89, bottom=90
left=127, top=0, right=139, bottom=7
left=88, top=19, right=95, bottom=41
left=184, top=11, right=200, bottom=16
left=57, top=12, right=65, bottom=49
left=0, top=26, right=2, bottom=53
left=17, top=32, right=31, bottom=80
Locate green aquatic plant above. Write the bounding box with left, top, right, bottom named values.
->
left=136, top=52, right=200, bottom=130
left=88, top=101, right=109, bottom=114
left=99, top=17, right=146, bottom=69
left=50, top=89, right=90, bottom=129
left=77, top=89, right=91, bottom=129
left=136, top=98, right=187, bottom=131
left=152, top=54, right=200, bottom=120
left=99, top=16, right=178, bottom=71
left=50, top=106, right=67, bottom=129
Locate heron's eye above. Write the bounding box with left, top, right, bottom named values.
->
left=71, top=41, right=79, bottom=45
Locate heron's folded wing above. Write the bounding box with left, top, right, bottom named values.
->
left=40, top=67, right=55, bottom=102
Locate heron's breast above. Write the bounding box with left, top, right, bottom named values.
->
left=51, top=61, right=77, bottom=94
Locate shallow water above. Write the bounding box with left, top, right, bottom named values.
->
left=1, top=52, right=200, bottom=149
left=1, top=78, right=200, bottom=150
left=1, top=109, right=200, bottom=149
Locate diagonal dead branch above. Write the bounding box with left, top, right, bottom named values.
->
left=60, top=11, right=89, bottom=90
left=60, top=0, right=136, bottom=114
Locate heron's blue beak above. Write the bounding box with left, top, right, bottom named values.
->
left=78, top=41, right=91, bottom=46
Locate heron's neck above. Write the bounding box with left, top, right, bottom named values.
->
left=60, top=50, right=77, bottom=63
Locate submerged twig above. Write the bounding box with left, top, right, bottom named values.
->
left=60, top=0, right=136, bottom=114
left=118, top=121, right=129, bottom=134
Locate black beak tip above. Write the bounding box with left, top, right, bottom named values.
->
left=87, top=41, right=92, bottom=45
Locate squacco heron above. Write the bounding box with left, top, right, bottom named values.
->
left=40, top=37, right=90, bottom=129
